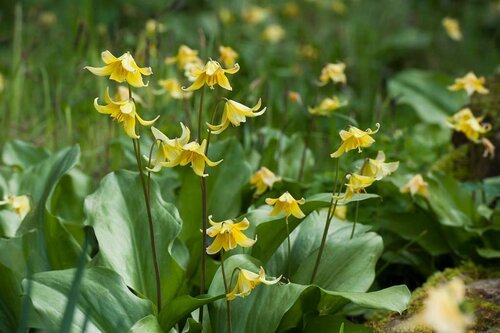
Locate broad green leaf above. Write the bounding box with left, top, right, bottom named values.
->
left=24, top=267, right=155, bottom=333
left=0, top=263, right=21, bottom=333
left=250, top=194, right=379, bottom=264
left=158, top=294, right=224, bottom=331
left=84, top=170, right=187, bottom=307
left=129, top=315, right=164, bottom=333
left=208, top=255, right=409, bottom=333
left=388, top=69, right=466, bottom=125
left=176, top=138, right=252, bottom=281
left=1, top=140, right=49, bottom=170
left=477, top=248, right=500, bottom=258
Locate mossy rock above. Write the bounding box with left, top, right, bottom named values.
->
left=368, top=263, right=500, bottom=332
left=432, top=74, right=500, bottom=180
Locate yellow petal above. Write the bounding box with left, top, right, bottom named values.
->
left=127, top=70, right=146, bottom=87
left=123, top=117, right=139, bottom=139
left=85, top=65, right=113, bottom=76
left=136, top=113, right=159, bottom=126
left=206, top=235, right=224, bottom=254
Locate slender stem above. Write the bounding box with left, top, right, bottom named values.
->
left=310, top=159, right=340, bottom=284
left=350, top=197, right=360, bottom=239
left=197, top=86, right=207, bottom=324
left=132, top=138, right=162, bottom=312
left=146, top=140, right=158, bottom=202
left=285, top=217, right=292, bottom=278
left=220, top=251, right=232, bottom=333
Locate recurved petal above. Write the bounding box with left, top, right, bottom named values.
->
left=233, top=230, right=256, bottom=248
left=101, top=50, right=118, bottom=64
left=233, top=218, right=250, bottom=230
left=123, top=117, right=139, bottom=139
left=216, top=73, right=232, bottom=91
left=330, top=143, right=346, bottom=158
left=183, top=75, right=206, bottom=91
left=224, top=63, right=240, bottom=74
left=93, top=98, right=114, bottom=114
left=265, top=197, right=278, bottom=205
left=127, top=71, right=146, bottom=87
left=136, top=113, right=159, bottom=126
left=151, top=126, right=169, bottom=142
left=85, top=65, right=113, bottom=76
left=139, top=66, right=153, bottom=76
left=206, top=235, right=224, bottom=254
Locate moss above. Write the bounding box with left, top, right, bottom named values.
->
left=368, top=263, right=500, bottom=333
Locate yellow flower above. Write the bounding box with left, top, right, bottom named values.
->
left=400, top=174, right=429, bottom=198
left=308, top=96, right=347, bottom=116
left=250, top=167, right=282, bottom=197
left=241, top=6, right=269, bottom=24
left=207, top=99, right=266, bottom=134
left=335, top=173, right=376, bottom=201
left=227, top=266, right=281, bottom=301
left=422, top=278, right=474, bottom=333
left=360, top=151, right=399, bottom=180
left=319, top=62, right=346, bottom=86
left=330, top=123, right=380, bottom=158
left=94, top=87, right=158, bottom=139
left=0, top=195, right=31, bottom=219
left=219, top=46, right=239, bottom=68
left=262, top=24, right=286, bottom=43
left=158, top=78, right=192, bottom=99
left=442, top=17, right=462, bottom=41
left=447, top=108, right=491, bottom=142
left=266, top=192, right=306, bottom=219
left=165, top=45, right=202, bottom=70
left=448, top=72, right=489, bottom=96
left=85, top=50, right=152, bottom=87
left=147, top=123, right=191, bottom=172
left=183, top=60, right=239, bottom=91
left=206, top=216, right=256, bottom=254
left=160, top=139, right=222, bottom=177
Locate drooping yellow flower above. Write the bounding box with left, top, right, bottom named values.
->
left=335, top=173, right=376, bottom=201
left=360, top=151, right=399, bottom=180
left=158, top=78, right=192, bottom=99
left=447, top=108, right=491, bottom=142
left=262, top=24, right=286, bottom=43
left=206, top=216, right=256, bottom=255
left=422, top=278, right=474, bottom=333
left=183, top=60, right=239, bottom=91
left=0, top=195, right=31, bottom=219
left=266, top=192, right=306, bottom=219
left=94, top=87, right=158, bottom=139
left=400, top=174, right=430, bottom=198
left=308, top=96, right=347, bottom=116
left=226, top=266, right=281, bottom=301
left=207, top=99, right=266, bottom=134
left=241, top=5, right=269, bottom=24
left=165, top=45, right=202, bottom=70
left=85, top=51, right=153, bottom=87
left=147, top=124, right=191, bottom=172
left=219, top=46, right=239, bottom=68
left=442, top=17, right=462, bottom=41
left=330, top=123, right=380, bottom=158
left=319, top=62, right=346, bottom=86
left=160, top=139, right=222, bottom=177
left=250, top=167, right=282, bottom=197
left=448, top=72, right=489, bottom=96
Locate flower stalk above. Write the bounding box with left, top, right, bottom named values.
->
left=350, top=197, right=360, bottom=239
left=310, top=158, right=340, bottom=284
left=220, top=251, right=233, bottom=333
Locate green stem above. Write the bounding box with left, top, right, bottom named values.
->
left=285, top=217, right=291, bottom=278
left=220, top=251, right=232, bottom=333
left=310, top=158, right=340, bottom=284
left=197, top=86, right=207, bottom=324
left=132, top=138, right=162, bottom=312
left=298, top=116, right=313, bottom=182
left=350, top=197, right=360, bottom=239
